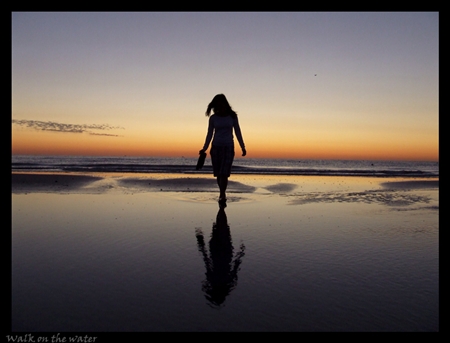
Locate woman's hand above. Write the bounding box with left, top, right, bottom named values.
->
left=242, top=148, right=247, bottom=157
left=199, top=149, right=206, bottom=155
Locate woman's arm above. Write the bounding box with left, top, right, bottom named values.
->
left=233, top=117, right=246, bottom=156
left=201, top=116, right=214, bottom=152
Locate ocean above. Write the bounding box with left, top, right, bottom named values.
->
left=11, top=155, right=439, bottom=177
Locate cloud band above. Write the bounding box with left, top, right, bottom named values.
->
left=12, top=119, right=124, bottom=136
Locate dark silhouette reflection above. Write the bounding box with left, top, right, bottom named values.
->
left=195, top=207, right=245, bottom=308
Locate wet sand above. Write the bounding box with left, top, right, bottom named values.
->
left=11, top=172, right=439, bottom=332
left=11, top=171, right=439, bottom=212
left=11, top=171, right=439, bottom=195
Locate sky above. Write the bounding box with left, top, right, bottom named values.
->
left=11, top=12, right=439, bottom=161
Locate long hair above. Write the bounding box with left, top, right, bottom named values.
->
left=205, top=94, right=237, bottom=119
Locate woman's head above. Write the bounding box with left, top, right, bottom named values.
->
left=206, top=94, right=237, bottom=118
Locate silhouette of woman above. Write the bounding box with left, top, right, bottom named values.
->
left=199, top=94, right=246, bottom=207
left=195, top=207, right=245, bottom=308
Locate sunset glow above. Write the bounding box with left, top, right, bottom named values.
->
left=12, top=12, right=438, bottom=161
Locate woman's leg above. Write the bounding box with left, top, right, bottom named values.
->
left=217, top=175, right=228, bottom=200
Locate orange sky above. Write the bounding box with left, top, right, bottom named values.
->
left=11, top=124, right=438, bottom=161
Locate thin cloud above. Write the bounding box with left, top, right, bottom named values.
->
left=88, top=132, right=123, bottom=137
left=12, top=119, right=124, bottom=136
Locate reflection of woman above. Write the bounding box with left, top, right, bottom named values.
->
left=199, top=94, right=246, bottom=207
left=195, top=208, right=245, bottom=308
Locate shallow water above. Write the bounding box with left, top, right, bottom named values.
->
left=11, top=177, right=438, bottom=332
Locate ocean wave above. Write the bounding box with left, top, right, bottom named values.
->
left=11, top=156, right=439, bottom=178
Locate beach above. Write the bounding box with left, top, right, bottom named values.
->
left=11, top=171, right=439, bottom=332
